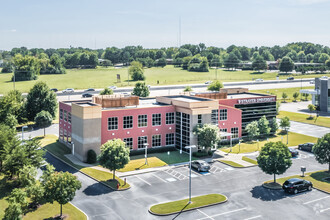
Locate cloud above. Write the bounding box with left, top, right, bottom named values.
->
left=289, top=0, right=330, bottom=5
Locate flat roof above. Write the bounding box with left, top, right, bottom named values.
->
left=163, top=95, right=211, bottom=102
left=226, top=93, right=270, bottom=99
left=102, top=98, right=169, bottom=110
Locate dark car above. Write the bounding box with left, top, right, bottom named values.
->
left=50, top=88, right=58, bottom=92
left=289, top=147, right=299, bottom=157
left=82, top=93, right=93, bottom=98
left=298, top=143, right=314, bottom=152
left=84, top=88, right=95, bottom=92
left=191, top=160, right=210, bottom=172
left=282, top=178, right=313, bottom=194
left=287, top=77, right=294, bottom=80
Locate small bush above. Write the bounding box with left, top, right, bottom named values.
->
left=86, top=149, right=97, bottom=164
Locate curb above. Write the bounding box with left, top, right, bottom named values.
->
left=69, top=202, right=89, bottom=220
left=262, top=182, right=282, bottom=190
left=117, top=164, right=188, bottom=177
left=148, top=195, right=228, bottom=216
left=46, top=151, right=130, bottom=191
left=218, top=160, right=257, bottom=168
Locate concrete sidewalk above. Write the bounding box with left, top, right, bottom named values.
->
left=215, top=150, right=258, bottom=167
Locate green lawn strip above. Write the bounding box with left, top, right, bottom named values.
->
left=149, top=194, right=227, bottom=215
left=80, top=168, right=130, bottom=190
left=264, top=170, right=330, bottom=193
left=278, top=111, right=330, bottom=128
left=221, top=131, right=318, bottom=154
left=39, top=135, right=129, bottom=190
left=118, top=157, right=167, bottom=172
left=1, top=65, right=328, bottom=93
left=251, top=86, right=314, bottom=102
left=219, top=160, right=245, bottom=168
left=242, top=156, right=258, bottom=165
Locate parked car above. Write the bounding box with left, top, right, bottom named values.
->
left=62, top=88, right=74, bottom=93
left=287, top=77, right=294, bottom=80
left=288, top=147, right=299, bottom=157
left=108, top=86, right=117, bottom=90
left=84, top=88, right=95, bottom=92
left=320, top=76, right=328, bottom=79
left=82, top=93, right=93, bottom=98
left=50, top=88, right=58, bottom=92
left=255, top=78, right=263, bottom=82
left=191, top=160, right=210, bottom=172
left=298, top=143, right=314, bottom=152
left=282, top=178, right=313, bottom=194
left=310, top=80, right=315, bottom=84
left=205, top=81, right=212, bottom=84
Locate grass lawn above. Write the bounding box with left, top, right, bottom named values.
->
left=149, top=194, right=227, bottom=215
left=39, top=135, right=129, bottom=190
left=265, top=170, right=330, bottom=193
left=0, top=175, right=86, bottom=220
left=221, top=131, right=318, bottom=154
left=219, top=160, right=244, bottom=167
left=1, top=65, right=329, bottom=94
left=118, top=157, right=166, bottom=172
left=242, top=156, right=258, bottom=165
left=278, top=111, right=330, bottom=128
left=251, top=86, right=314, bottom=102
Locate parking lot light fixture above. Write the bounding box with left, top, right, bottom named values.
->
left=144, top=143, right=149, bottom=165
left=22, top=125, right=28, bottom=141
left=185, top=145, right=196, bottom=204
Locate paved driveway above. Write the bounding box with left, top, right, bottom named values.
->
left=288, top=120, right=330, bottom=138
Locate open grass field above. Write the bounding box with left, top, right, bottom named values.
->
left=251, top=86, right=314, bottom=102
left=278, top=111, right=330, bottom=128
left=221, top=131, right=318, bottom=154
left=149, top=194, right=227, bottom=215
left=1, top=65, right=329, bottom=94
left=265, top=170, right=330, bottom=193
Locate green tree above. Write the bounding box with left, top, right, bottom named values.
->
left=43, top=171, right=81, bottom=218
left=18, top=165, right=37, bottom=187
left=100, top=88, right=114, bottom=95
left=224, top=52, right=240, bottom=69
left=4, top=202, right=22, bottom=220
left=8, top=188, right=29, bottom=212
left=0, top=90, right=25, bottom=125
left=210, top=55, right=222, bottom=67
left=302, top=93, right=309, bottom=101
left=129, top=61, right=145, bottom=81
left=98, top=139, right=130, bottom=179
left=25, top=81, right=57, bottom=121
left=258, top=115, right=271, bottom=136
left=13, top=54, right=40, bottom=81
left=184, top=86, right=192, bottom=92
left=281, top=92, right=288, bottom=102
left=207, top=80, right=223, bottom=91
left=270, top=117, right=278, bottom=134
left=193, top=124, right=220, bottom=152
left=26, top=182, right=44, bottom=207
left=318, top=53, right=330, bottom=63
left=280, top=116, right=290, bottom=133
left=326, top=59, right=330, bottom=68
left=307, top=104, right=316, bottom=118
left=245, top=121, right=259, bottom=141
left=292, top=92, right=299, bottom=102
left=0, top=124, right=16, bottom=171
left=279, top=56, right=294, bottom=73
left=34, top=110, right=52, bottom=136
left=257, top=141, right=292, bottom=183
left=156, top=57, right=167, bottom=67
left=1, top=60, right=14, bottom=73
left=252, top=55, right=267, bottom=72
left=132, top=82, right=150, bottom=97
left=4, top=114, right=18, bottom=129
left=313, top=133, right=330, bottom=171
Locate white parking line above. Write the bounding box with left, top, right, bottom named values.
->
left=197, top=209, right=215, bottom=220
left=196, top=208, right=247, bottom=220
left=244, top=215, right=262, bottom=220
left=151, top=173, right=167, bottom=183
left=303, top=195, right=330, bottom=205
left=320, top=207, right=330, bottom=213
left=136, top=176, right=151, bottom=186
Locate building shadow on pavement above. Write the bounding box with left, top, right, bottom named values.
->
left=83, top=182, right=113, bottom=196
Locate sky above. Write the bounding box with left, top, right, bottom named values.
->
left=0, top=0, right=330, bottom=50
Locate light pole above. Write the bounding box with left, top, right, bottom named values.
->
left=239, top=140, right=241, bottom=153
left=21, top=125, right=28, bottom=142
left=257, top=139, right=259, bottom=151
left=144, top=142, right=149, bottom=165
left=286, top=129, right=289, bottom=145
left=72, top=142, right=75, bottom=156
left=185, top=145, right=196, bottom=204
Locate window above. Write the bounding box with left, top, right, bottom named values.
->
left=220, top=109, right=227, bottom=121
left=67, top=133, right=71, bottom=143
left=211, top=109, right=219, bottom=125
left=198, top=114, right=202, bottom=124
left=166, top=133, right=175, bottom=146
left=166, top=112, right=175, bottom=124
left=59, top=128, right=63, bottom=140
left=152, top=135, right=161, bottom=147
left=152, top=114, right=161, bottom=126
left=231, top=127, right=239, bottom=139
left=138, top=136, right=148, bottom=149
left=68, top=112, right=71, bottom=124
left=123, top=116, right=133, bottom=129
left=220, top=128, right=227, bottom=140
left=64, top=129, right=67, bottom=142
left=123, top=138, right=133, bottom=150
left=64, top=110, right=67, bottom=122
left=138, top=115, right=147, bottom=127
left=60, top=109, right=63, bottom=120
left=108, top=117, right=118, bottom=130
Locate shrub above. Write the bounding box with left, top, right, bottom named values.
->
left=86, top=149, right=97, bottom=164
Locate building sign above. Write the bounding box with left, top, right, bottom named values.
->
left=238, top=97, right=276, bottom=104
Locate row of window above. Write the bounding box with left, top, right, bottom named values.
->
left=59, top=128, right=71, bottom=143
left=219, top=127, right=239, bottom=139
left=108, top=112, right=175, bottom=130
left=122, top=133, right=175, bottom=149
left=60, top=109, right=71, bottom=124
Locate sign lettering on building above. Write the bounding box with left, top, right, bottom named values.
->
left=238, top=97, right=276, bottom=104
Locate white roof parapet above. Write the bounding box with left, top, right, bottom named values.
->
left=300, top=89, right=319, bottom=95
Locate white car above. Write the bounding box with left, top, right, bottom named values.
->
left=320, top=76, right=328, bottom=79
left=62, top=88, right=74, bottom=93
left=255, top=78, right=264, bottom=82
left=205, top=81, right=212, bottom=84
left=108, top=86, right=117, bottom=90
left=310, top=80, right=315, bottom=84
